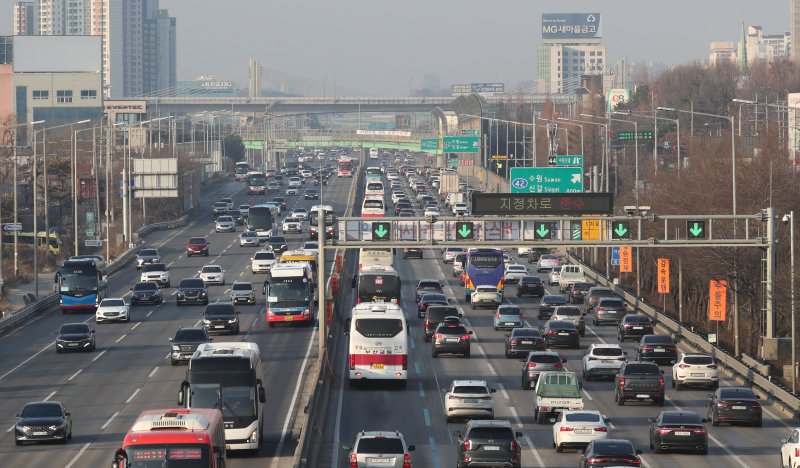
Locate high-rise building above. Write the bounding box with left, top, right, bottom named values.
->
left=36, top=0, right=90, bottom=35
left=744, top=25, right=790, bottom=64
left=792, top=0, right=800, bottom=63
left=13, top=1, right=36, bottom=35
left=537, top=13, right=605, bottom=94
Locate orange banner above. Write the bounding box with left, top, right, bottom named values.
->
left=708, top=279, right=727, bottom=321
left=619, top=246, right=632, bottom=273
left=657, top=258, right=670, bottom=294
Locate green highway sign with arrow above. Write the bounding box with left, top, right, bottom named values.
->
left=611, top=221, right=631, bottom=240
left=534, top=222, right=552, bottom=240
left=372, top=222, right=391, bottom=240
left=510, top=167, right=584, bottom=193
left=456, top=221, right=474, bottom=240
left=687, top=220, right=706, bottom=239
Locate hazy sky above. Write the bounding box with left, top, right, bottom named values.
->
left=0, top=0, right=789, bottom=95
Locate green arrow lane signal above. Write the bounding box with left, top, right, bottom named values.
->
left=534, top=222, right=551, bottom=240
left=372, top=222, right=390, bottom=240
left=687, top=220, right=706, bottom=239
left=612, top=221, right=631, bottom=239
left=456, top=222, right=474, bottom=240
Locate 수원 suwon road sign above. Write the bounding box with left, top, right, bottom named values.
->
left=510, top=167, right=583, bottom=193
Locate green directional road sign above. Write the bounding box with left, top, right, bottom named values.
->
left=421, top=138, right=440, bottom=151
left=372, top=222, right=391, bottom=240
left=442, top=136, right=480, bottom=153
left=456, top=221, right=474, bottom=240
left=534, top=222, right=552, bottom=240
left=611, top=221, right=631, bottom=240
left=462, top=129, right=479, bottom=136
left=510, top=167, right=584, bottom=193
left=547, top=155, right=584, bottom=168
left=687, top=220, right=706, bottom=239
left=617, top=131, right=654, bottom=141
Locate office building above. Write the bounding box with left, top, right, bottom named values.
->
left=744, top=26, right=790, bottom=64
left=13, top=1, right=36, bottom=35
left=709, top=41, right=737, bottom=66
left=35, top=0, right=90, bottom=35
left=537, top=13, right=606, bottom=94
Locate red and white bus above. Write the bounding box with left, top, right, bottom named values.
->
left=112, top=408, right=226, bottom=468
left=347, top=302, right=408, bottom=387
left=337, top=158, right=354, bottom=177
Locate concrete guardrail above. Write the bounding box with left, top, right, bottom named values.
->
left=568, top=251, right=800, bottom=419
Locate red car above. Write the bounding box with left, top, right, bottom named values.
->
left=186, top=237, right=209, bottom=257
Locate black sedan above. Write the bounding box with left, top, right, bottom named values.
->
left=417, top=293, right=449, bottom=318
left=15, top=401, right=72, bottom=445
left=617, top=314, right=654, bottom=342
left=635, top=334, right=678, bottom=365
left=504, top=327, right=545, bottom=358
left=516, top=276, right=545, bottom=298
left=130, top=281, right=163, bottom=305
left=579, top=439, right=642, bottom=468
left=538, top=295, right=568, bottom=319
left=403, top=248, right=423, bottom=259
left=304, top=189, right=319, bottom=199
left=55, top=323, right=96, bottom=353
left=266, top=236, right=288, bottom=254
left=706, top=387, right=762, bottom=426
left=271, top=197, right=287, bottom=212
left=648, top=411, right=708, bottom=454
left=541, top=320, right=580, bottom=349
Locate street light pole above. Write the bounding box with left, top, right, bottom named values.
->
left=29, top=120, right=45, bottom=299
left=791, top=211, right=796, bottom=394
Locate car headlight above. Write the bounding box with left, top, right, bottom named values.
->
left=18, top=425, right=30, bottom=433
left=228, top=319, right=238, bottom=324
left=199, top=291, right=207, bottom=297
left=172, top=345, right=181, bottom=351
left=203, top=319, right=211, bottom=324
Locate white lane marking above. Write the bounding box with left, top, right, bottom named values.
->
left=163, top=352, right=171, bottom=360
left=148, top=366, right=159, bottom=378
left=497, top=382, right=510, bottom=400
left=131, top=322, right=141, bottom=330
left=43, top=390, right=57, bottom=401
left=509, top=406, right=524, bottom=429
left=101, top=411, right=119, bottom=430
left=270, top=325, right=317, bottom=467
left=125, top=388, right=140, bottom=404
left=708, top=433, right=750, bottom=467
left=92, top=349, right=107, bottom=362
left=115, top=334, right=127, bottom=343
left=146, top=311, right=153, bottom=318
left=581, top=389, right=594, bottom=401
left=521, top=435, right=545, bottom=468
left=331, top=347, right=347, bottom=468
left=6, top=424, right=14, bottom=432
left=0, top=342, right=51, bottom=381
left=65, top=442, right=92, bottom=468
left=67, top=369, right=83, bottom=381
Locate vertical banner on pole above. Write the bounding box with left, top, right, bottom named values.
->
left=619, top=246, right=632, bottom=273
left=657, top=258, right=670, bottom=293
left=708, top=279, right=728, bottom=321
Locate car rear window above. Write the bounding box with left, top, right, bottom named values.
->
left=624, top=363, right=659, bottom=375
left=418, top=281, right=441, bottom=289
left=427, top=307, right=459, bottom=320
left=683, top=355, right=713, bottom=365
left=530, top=354, right=562, bottom=364
left=593, top=347, right=624, bottom=357
left=542, top=295, right=567, bottom=303
left=549, top=321, right=577, bottom=330
left=719, top=388, right=757, bottom=400
left=512, top=328, right=541, bottom=338
left=565, top=412, right=601, bottom=423
left=453, top=385, right=489, bottom=395
left=662, top=413, right=702, bottom=425
left=467, top=427, right=514, bottom=441
left=624, top=315, right=651, bottom=324
left=521, top=276, right=541, bottom=283
left=643, top=335, right=674, bottom=345
left=438, top=325, right=467, bottom=335
left=498, top=306, right=521, bottom=315
left=555, top=307, right=581, bottom=316
left=356, top=437, right=404, bottom=454
left=598, top=299, right=623, bottom=308
left=594, top=440, right=634, bottom=455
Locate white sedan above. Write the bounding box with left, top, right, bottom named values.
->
left=198, top=264, right=225, bottom=285
left=301, top=241, right=319, bottom=256
left=672, top=353, right=719, bottom=390
left=503, top=264, right=529, bottom=284
left=780, top=428, right=800, bottom=468
left=549, top=266, right=562, bottom=285
left=582, top=343, right=627, bottom=381
left=552, top=410, right=610, bottom=453
left=470, top=285, right=502, bottom=310
left=424, top=207, right=440, bottom=217
left=95, top=298, right=130, bottom=323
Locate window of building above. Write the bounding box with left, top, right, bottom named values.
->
left=56, top=90, right=73, bottom=103
left=580, top=51, right=585, bottom=56
left=32, top=90, right=49, bottom=100
left=597, top=51, right=603, bottom=56
left=590, top=51, right=596, bottom=56
left=80, top=90, right=97, bottom=100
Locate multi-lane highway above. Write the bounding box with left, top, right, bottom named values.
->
left=316, top=162, right=794, bottom=468
left=0, top=158, right=356, bottom=467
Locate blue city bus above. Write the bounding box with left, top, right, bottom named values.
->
left=464, top=248, right=505, bottom=301
left=56, top=258, right=106, bottom=312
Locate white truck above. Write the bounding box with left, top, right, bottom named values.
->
left=558, top=264, right=587, bottom=293
left=446, top=191, right=465, bottom=209
left=533, top=371, right=584, bottom=424
left=439, top=172, right=461, bottom=197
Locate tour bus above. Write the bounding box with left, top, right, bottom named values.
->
left=178, top=342, right=265, bottom=452
left=111, top=408, right=226, bottom=468
left=369, top=147, right=379, bottom=159
left=234, top=161, right=250, bottom=181
left=464, top=247, right=505, bottom=301
left=337, top=158, right=354, bottom=177
left=246, top=171, right=267, bottom=195
left=365, top=179, right=384, bottom=199
left=358, top=247, right=393, bottom=269
left=346, top=302, right=408, bottom=387
left=56, top=257, right=106, bottom=311
left=361, top=198, right=385, bottom=218
left=355, top=265, right=401, bottom=304
left=365, top=166, right=382, bottom=179
left=263, top=263, right=315, bottom=326
left=247, top=204, right=276, bottom=241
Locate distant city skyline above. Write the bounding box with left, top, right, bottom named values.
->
left=0, top=0, right=790, bottom=95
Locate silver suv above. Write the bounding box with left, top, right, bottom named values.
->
left=520, top=350, right=567, bottom=389
left=343, top=431, right=416, bottom=468
left=135, top=248, right=161, bottom=270
left=229, top=281, right=255, bottom=304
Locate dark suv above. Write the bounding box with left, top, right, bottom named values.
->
left=186, top=237, right=209, bottom=257
left=423, top=305, right=461, bottom=342
left=432, top=321, right=472, bottom=358
left=454, top=420, right=522, bottom=468
left=176, top=278, right=209, bottom=306
left=635, top=334, right=678, bottom=365
left=516, top=276, right=545, bottom=298
left=169, top=327, right=211, bottom=365
left=130, top=281, right=162, bottom=305
left=201, top=302, right=240, bottom=335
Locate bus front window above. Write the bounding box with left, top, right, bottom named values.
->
left=60, top=273, right=98, bottom=292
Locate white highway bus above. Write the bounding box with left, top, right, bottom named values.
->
left=369, top=147, right=379, bottom=159
left=358, top=247, right=393, bottom=270
left=365, top=179, right=384, bottom=199
left=179, top=342, right=266, bottom=451
left=361, top=198, right=385, bottom=217
left=346, top=302, right=408, bottom=387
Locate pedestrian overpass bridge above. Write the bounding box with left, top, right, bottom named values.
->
left=242, top=130, right=437, bottom=153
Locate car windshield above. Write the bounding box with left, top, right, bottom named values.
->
left=180, top=279, right=205, bottom=288
left=143, top=264, right=166, bottom=272
left=452, top=385, right=489, bottom=395
left=592, top=347, right=624, bottom=357
left=134, top=283, right=157, bottom=291
left=565, top=412, right=601, bottom=423
left=140, top=249, right=158, bottom=256
left=242, top=231, right=257, bottom=237
left=175, top=329, right=207, bottom=341
left=217, top=216, right=233, bottom=222
left=21, top=403, right=61, bottom=418
left=60, top=324, right=88, bottom=334
left=232, top=283, right=252, bottom=291
left=202, top=266, right=222, bottom=273
left=356, top=437, right=404, bottom=454
left=254, top=252, right=275, bottom=260
left=101, top=299, right=125, bottom=307
left=204, top=304, right=235, bottom=317
left=189, top=238, right=206, bottom=244
left=304, top=242, right=318, bottom=249
left=269, top=237, right=287, bottom=244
